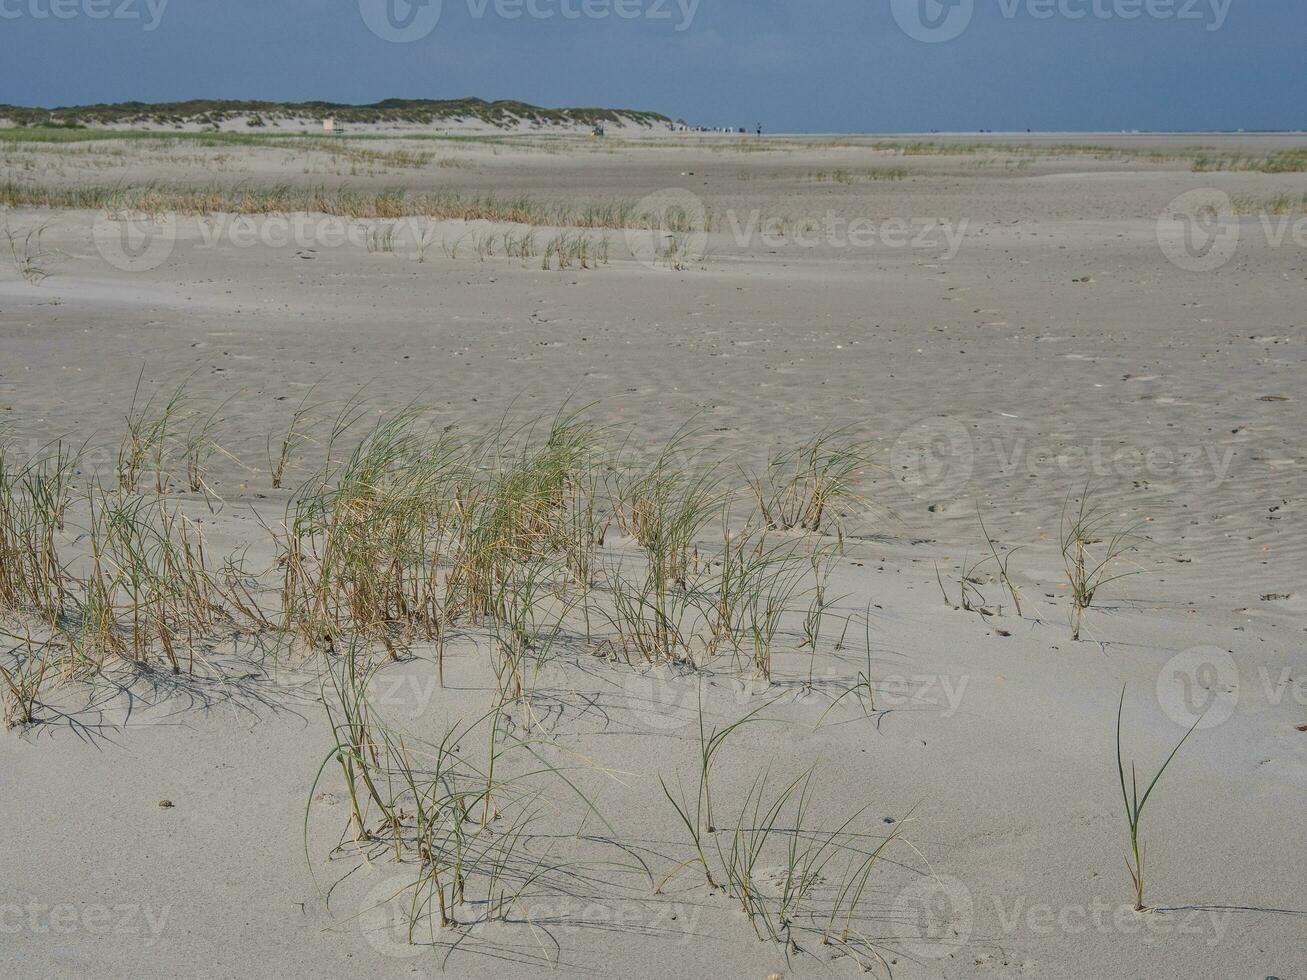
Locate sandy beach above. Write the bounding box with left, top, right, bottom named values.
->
left=1, top=128, right=1304, bottom=979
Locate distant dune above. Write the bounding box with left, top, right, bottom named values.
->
left=0, top=97, right=677, bottom=134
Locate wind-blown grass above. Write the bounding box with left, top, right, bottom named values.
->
left=658, top=694, right=911, bottom=968
left=311, top=641, right=576, bottom=936
left=1230, top=192, right=1307, bottom=215
left=1061, top=486, right=1141, bottom=641
left=1, top=387, right=871, bottom=748
left=0, top=180, right=663, bottom=232
left=1, top=382, right=954, bottom=976
left=750, top=428, right=869, bottom=538
left=809, top=168, right=909, bottom=183
left=1193, top=148, right=1307, bottom=173
left=3, top=219, right=57, bottom=283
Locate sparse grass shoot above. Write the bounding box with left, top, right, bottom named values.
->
left=1116, top=687, right=1200, bottom=912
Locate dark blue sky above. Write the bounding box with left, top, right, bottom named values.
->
left=1, top=0, right=1303, bottom=132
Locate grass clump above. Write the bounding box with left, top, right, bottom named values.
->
left=117, top=370, right=192, bottom=493
left=73, top=489, right=226, bottom=671
left=750, top=428, right=868, bottom=538
left=311, top=637, right=597, bottom=944
left=658, top=694, right=909, bottom=969
left=3, top=219, right=57, bottom=283
left=600, top=443, right=723, bottom=666
left=937, top=508, right=1024, bottom=619
left=0, top=627, right=53, bottom=728
left=542, top=230, right=600, bottom=270
left=0, top=442, right=74, bottom=627
left=1229, top=192, right=1307, bottom=216
left=1193, top=149, right=1307, bottom=173
left=810, top=168, right=909, bottom=183
left=1061, top=486, right=1141, bottom=641
left=0, top=382, right=919, bottom=974
left=280, top=408, right=469, bottom=652
left=0, top=180, right=649, bottom=233
left=4, top=384, right=877, bottom=736
left=268, top=385, right=319, bottom=490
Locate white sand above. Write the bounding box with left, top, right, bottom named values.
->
left=1, top=131, right=1304, bottom=979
